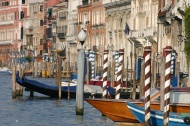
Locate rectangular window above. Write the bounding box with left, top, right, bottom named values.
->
left=40, top=20, right=43, bottom=26
left=40, top=39, right=43, bottom=45
left=15, top=12, right=17, bottom=20
left=40, top=5, right=43, bottom=12
left=46, top=28, right=52, bottom=38
left=22, top=0, right=25, bottom=4
left=2, top=2, right=9, bottom=6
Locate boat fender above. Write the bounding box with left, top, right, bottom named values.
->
left=184, top=116, right=190, bottom=124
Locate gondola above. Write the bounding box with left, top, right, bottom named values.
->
left=15, top=72, right=118, bottom=98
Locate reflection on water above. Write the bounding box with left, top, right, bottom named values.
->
left=0, top=73, right=117, bottom=126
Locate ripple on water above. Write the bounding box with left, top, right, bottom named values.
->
left=0, top=74, right=117, bottom=126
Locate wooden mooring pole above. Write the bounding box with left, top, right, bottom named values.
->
left=68, top=48, right=70, bottom=100
left=57, top=55, right=62, bottom=99
left=12, top=64, right=16, bottom=98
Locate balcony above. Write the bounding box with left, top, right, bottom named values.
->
left=24, top=28, right=33, bottom=35
left=0, top=20, right=14, bottom=25
left=28, top=0, right=44, bottom=4
left=29, top=26, right=33, bottom=30
left=0, top=40, right=13, bottom=45
left=103, top=0, right=131, bottom=9
left=57, top=33, right=66, bottom=39
left=144, top=27, right=157, bottom=37
left=136, top=9, right=146, bottom=16
left=85, top=21, right=90, bottom=25
left=128, top=30, right=146, bottom=45
left=130, top=30, right=139, bottom=38
left=59, top=16, right=66, bottom=20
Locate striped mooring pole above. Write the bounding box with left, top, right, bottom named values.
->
left=115, top=49, right=124, bottom=99
left=143, top=46, right=151, bottom=125
left=102, top=50, right=109, bottom=99
left=163, top=46, right=172, bottom=126
left=114, top=51, right=119, bottom=81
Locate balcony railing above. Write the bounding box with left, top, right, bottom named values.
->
left=59, top=16, right=66, bottom=20
left=103, top=0, right=123, bottom=4
left=130, top=30, right=139, bottom=38
left=144, top=27, right=157, bottom=37
left=103, top=0, right=130, bottom=9
left=0, top=20, right=14, bottom=25
left=57, top=33, right=66, bottom=39
left=0, top=39, right=13, bottom=45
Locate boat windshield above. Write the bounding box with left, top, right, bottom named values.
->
left=139, top=88, right=160, bottom=100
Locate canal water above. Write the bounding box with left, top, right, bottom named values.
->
left=0, top=73, right=117, bottom=126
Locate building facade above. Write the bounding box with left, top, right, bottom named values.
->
left=0, top=0, right=28, bottom=66
left=23, top=0, right=44, bottom=59
left=67, top=0, right=82, bottom=67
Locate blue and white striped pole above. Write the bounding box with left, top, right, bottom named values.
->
left=92, top=51, right=95, bottom=79
left=89, top=51, right=95, bottom=80
left=89, top=51, right=92, bottom=62
left=114, top=51, right=119, bottom=81
left=171, top=52, right=176, bottom=78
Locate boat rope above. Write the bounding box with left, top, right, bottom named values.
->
left=115, top=48, right=124, bottom=99
left=143, top=46, right=151, bottom=125
left=102, top=50, right=109, bottom=99
left=163, top=46, right=172, bottom=126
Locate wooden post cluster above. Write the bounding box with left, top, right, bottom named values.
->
left=12, top=54, right=24, bottom=98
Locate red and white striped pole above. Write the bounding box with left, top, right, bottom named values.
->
left=163, top=46, right=172, bottom=126
left=102, top=50, right=109, bottom=99
left=115, top=49, right=124, bottom=99
left=143, top=46, right=151, bottom=125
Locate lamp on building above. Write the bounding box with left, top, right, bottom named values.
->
left=177, top=34, right=184, bottom=43
left=78, top=28, right=87, bottom=49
